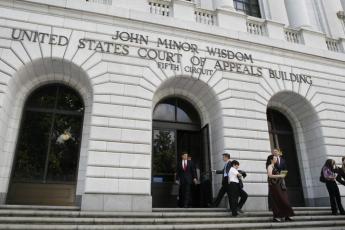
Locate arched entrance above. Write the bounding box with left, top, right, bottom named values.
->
left=7, top=83, right=84, bottom=206
left=267, top=91, right=327, bottom=206
left=267, top=108, right=304, bottom=206
left=152, top=97, right=212, bottom=207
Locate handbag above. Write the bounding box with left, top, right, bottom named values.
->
left=320, top=168, right=326, bottom=183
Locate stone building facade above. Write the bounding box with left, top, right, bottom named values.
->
left=0, top=0, right=345, bottom=212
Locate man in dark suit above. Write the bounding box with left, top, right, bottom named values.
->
left=211, top=153, right=232, bottom=207
left=176, top=152, right=197, bottom=208
left=273, top=148, right=286, bottom=172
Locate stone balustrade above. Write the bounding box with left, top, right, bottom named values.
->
left=148, top=0, right=171, bottom=17
left=247, top=18, right=266, bottom=36
left=194, top=8, right=216, bottom=25
left=285, top=28, right=302, bottom=44
left=326, top=38, right=342, bottom=52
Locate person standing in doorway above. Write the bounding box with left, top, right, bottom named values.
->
left=266, top=155, right=294, bottom=222
left=273, top=148, right=286, bottom=172
left=211, top=153, right=232, bottom=207
left=322, top=159, right=345, bottom=215
left=176, top=152, right=197, bottom=208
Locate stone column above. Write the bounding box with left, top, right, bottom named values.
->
left=322, top=0, right=345, bottom=38
left=267, top=0, right=289, bottom=25
left=341, top=0, right=345, bottom=10
left=285, top=0, right=312, bottom=28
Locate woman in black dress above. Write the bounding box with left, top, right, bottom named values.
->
left=322, top=159, right=345, bottom=215
left=266, top=155, right=294, bottom=222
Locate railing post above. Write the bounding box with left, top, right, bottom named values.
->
left=340, top=37, right=345, bottom=52
left=300, top=28, right=327, bottom=50
left=265, top=20, right=285, bottom=40
left=216, top=9, right=247, bottom=32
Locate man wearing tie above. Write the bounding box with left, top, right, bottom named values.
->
left=212, top=153, right=232, bottom=207
left=176, top=152, right=197, bottom=208
left=273, top=148, right=286, bottom=172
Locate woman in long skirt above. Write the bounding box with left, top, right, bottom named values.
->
left=266, top=155, right=294, bottom=222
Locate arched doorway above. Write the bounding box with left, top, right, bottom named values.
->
left=7, top=84, right=84, bottom=206
left=267, top=108, right=305, bottom=206
left=152, top=97, right=212, bottom=208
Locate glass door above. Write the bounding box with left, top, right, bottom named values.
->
left=152, top=129, right=177, bottom=207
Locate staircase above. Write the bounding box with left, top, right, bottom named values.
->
left=0, top=205, right=344, bottom=229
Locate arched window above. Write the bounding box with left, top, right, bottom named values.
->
left=234, top=0, right=261, bottom=18
left=153, top=97, right=201, bottom=125
left=11, top=84, right=84, bottom=184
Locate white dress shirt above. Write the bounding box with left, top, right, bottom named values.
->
left=229, top=167, right=240, bottom=183
left=182, top=160, right=187, bottom=169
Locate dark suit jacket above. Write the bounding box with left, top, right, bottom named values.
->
left=336, top=167, right=345, bottom=186
left=275, top=156, right=286, bottom=172
left=176, top=160, right=197, bottom=185
left=216, top=161, right=232, bottom=185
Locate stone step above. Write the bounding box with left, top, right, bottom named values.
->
left=0, top=209, right=333, bottom=218
left=152, top=208, right=227, bottom=212
left=0, top=220, right=345, bottom=230
left=292, top=207, right=330, bottom=211
left=153, top=207, right=331, bottom=212
left=0, top=215, right=342, bottom=225
left=0, top=205, right=329, bottom=212
left=0, top=205, right=80, bottom=211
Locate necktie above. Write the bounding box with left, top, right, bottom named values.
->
left=183, top=161, right=187, bottom=171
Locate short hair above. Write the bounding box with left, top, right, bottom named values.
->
left=181, top=152, right=188, bottom=156
left=342, top=156, right=345, bottom=162
left=222, top=153, right=230, bottom=159
left=232, top=160, right=239, bottom=166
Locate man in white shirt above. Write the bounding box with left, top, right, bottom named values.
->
left=228, top=160, right=241, bottom=217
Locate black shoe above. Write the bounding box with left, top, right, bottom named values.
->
left=340, top=212, right=345, bottom=215
left=285, top=217, right=293, bottom=221
left=332, top=212, right=338, bottom=215
left=238, top=209, right=245, bottom=214
left=232, top=213, right=238, bottom=217
left=273, top=218, right=281, bottom=222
